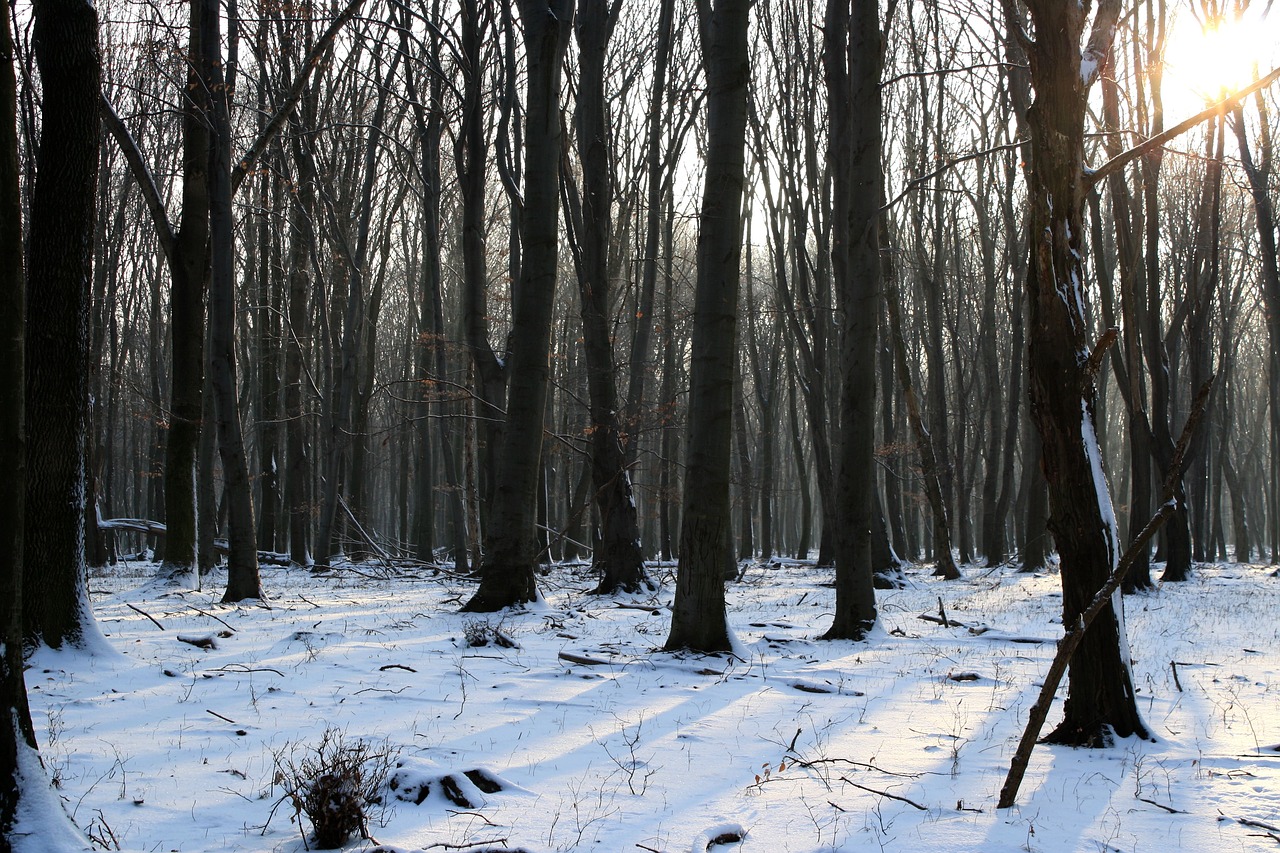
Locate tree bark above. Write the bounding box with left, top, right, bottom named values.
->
left=1017, top=0, right=1148, bottom=745
left=568, top=0, right=650, bottom=595
left=23, top=0, right=102, bottom=648
left=462, top=0, right=574, bottom=612
left=1, top=8, right=42, bottom=842
left=664, top=0, right=750, bottom=652
left=203, top=0, right=261, bottom=602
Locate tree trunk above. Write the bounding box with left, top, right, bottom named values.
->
left=23, top=0, right=102, bottom=649
left=459, top=0, right=506, bottom=536
left=1020, top=0, right=1149, bottom=745
left=664, top=0, right=750, bottom=652
left=203, top=0, right=261, bottom=602
left=568, top=0, right=650, bottom=595
left=1, top=8, right=47, bottom=841
left=817, top=0, right=881, bottom=639
left=462, top=0, right=574, bottom=612
left=1231, top=99, right=1280, bottom=564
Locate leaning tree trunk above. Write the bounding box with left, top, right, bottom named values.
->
left=663, top=0, right=751, bottom=652
left=23, top=0, right=102, bottom=649
left=1232, top=100, right=1280, bottom=564
left=1020, top=0, right=1149, bottom=745
left=462, top=0, right=574, bottom=612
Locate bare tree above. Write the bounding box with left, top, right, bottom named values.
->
left=463, top=0, right=574, bottom=611
left=664, top=0, right=751, bottom=652
left=1012, top=0, right=1149, bottom=744
left=564, top=0, right=651, bottom=595
left=23, top=0, right=104, bottom=648
left=820, top=0, right=881, bottom=639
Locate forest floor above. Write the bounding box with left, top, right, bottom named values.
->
left=22, top=555, right=1280, bottom=852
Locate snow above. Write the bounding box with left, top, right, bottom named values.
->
left=20, top=556, right=1280, bottom=852
left=10, top=737, right=90, bottom=852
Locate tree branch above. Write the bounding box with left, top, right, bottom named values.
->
left=231, top=0, right=366, bottom=193
left=98, top=95, right=177, bottom=268
left=1085, top=65, right=1280, bottom=189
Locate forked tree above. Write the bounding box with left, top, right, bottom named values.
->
left=566, top=0, right=650, bottom=595
left=462, top=0, right=575, bottom=612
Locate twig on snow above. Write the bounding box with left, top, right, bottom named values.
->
left=126, top=602, right=165, bottom=631
left=839, top=777, right=928, bottom=810
left=424, top=839, right=509, bottom=850
left=1137, top=796, right=1185, bottom=814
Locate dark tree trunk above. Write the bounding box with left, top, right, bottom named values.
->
left=1093, top=67, right=1153, bottom=592
left=203, top=0, right=261, bottom=602
left=625, top=0, right=675, bottom=448
left=282, top=74, right=322, bottom=567
left=568, top=0, right=650, bottom=595
left=1, top=8, right=44, bottom=842
left=23, top=0, right=102, bottom=648
left=253, top=149, right=283, bottom=555
left=1020, top=0, right=1149, bottom=745
left=819, top=0, right=881, bottom=639
left=157, top=9, right=210, bottom=581
left=786, top=375, right=813, bottom=560
left=1231, top=102, right=1280, bottom=564
left=462, top=0, right=573, bottom=612
left=400, top=6, right=470, bottom=569
left=459, top=0, right=506, bottom=541
left=664, top=0, right=750, bottom=652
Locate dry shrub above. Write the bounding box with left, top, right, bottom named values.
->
left=274, top=728, right=399, bottom=849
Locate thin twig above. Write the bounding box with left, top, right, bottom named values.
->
left=126, top=602, right=165, bottom=631
left=839, top=777, right=928, bottom=810
left=206, top=709, right=236, bottom=725
left=187, top=605, right=234, bottom=632
left=1137, top=796, right=1185, bottom=814
left=207, top=664, right=285, bottom=677
left=424, top=839, right=509, bottom=850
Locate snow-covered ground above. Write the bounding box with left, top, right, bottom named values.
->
left=20, top=556, right=1280, bottom=852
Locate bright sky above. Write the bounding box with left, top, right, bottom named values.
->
left=1161, top=2, right=1280, bottom=119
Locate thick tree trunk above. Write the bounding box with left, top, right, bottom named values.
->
left=1, top=9, right=43, bottom=842
left=462, top=0, right=573, bottom=612
left=23, top=0, right=102, bottom=648
left=1021, top=0, right=1148, bottom=745
left=664, top=0, right=750, bottom=652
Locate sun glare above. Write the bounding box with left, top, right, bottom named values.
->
left=1164, top=8, right=1277, bottom=110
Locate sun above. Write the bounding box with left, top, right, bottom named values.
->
left=1163, top=7, right=1277, bottom=110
